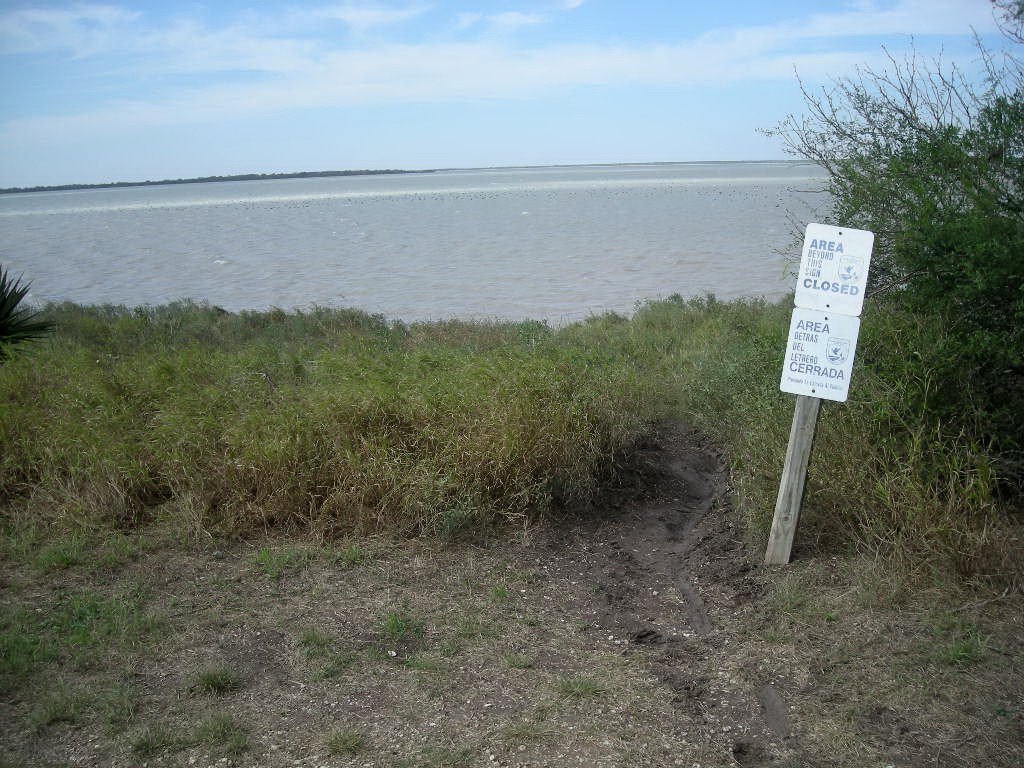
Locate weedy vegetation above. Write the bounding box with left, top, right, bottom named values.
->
left=326, top=728, right=366, bottom=756
left=131, top=725, right=178, bottom=758
left=555, top=675, right=607, bottom=700
left=191, top=665, right=244, bottom=695
left=380, top=605, right=427, bottom=643
left=195, top=712, right=249, bottom=757
left=0, top=293, right=1019, bottom=584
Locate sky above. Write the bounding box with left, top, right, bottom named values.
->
left=0, top=0, right=1010, bottom=187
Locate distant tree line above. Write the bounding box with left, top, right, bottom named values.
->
left=0, top=168, right=435, bottom=195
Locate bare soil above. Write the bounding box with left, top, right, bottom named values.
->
left=2, top=423, right=1021, bottom=767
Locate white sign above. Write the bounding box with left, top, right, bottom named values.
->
left=780, top=307, right=861, bottom=402
left=794, top=223, right=874, bottom=317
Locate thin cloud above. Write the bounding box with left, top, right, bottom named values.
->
left=0, top=44, right=901, bottom=143
left=489, top=12, right=547, bottom=30
left=454, top=12, right=482, bottom=31
left=0, top=3, right=139, bottom=56
left=0, top=0, right=1001, bottom=144
left=455, top=10, right=548, bottom=33
left=310, top=3, right=431, bottom=33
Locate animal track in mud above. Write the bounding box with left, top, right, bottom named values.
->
left=757, top=684, right=793, bottom=739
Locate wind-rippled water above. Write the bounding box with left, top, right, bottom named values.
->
left=0, top=162, right=826, bottom=323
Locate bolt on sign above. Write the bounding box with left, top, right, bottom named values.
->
left=766, top=223, right=874, bottom=565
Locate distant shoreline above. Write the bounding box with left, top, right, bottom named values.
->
left=0, top=168, right=436, bottom=195
left=0, top=160, right=814, bottom=195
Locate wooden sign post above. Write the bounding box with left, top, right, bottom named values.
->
left=764, top=394, right=821, bottom=565
left=765, top=224, right=874, bottom=565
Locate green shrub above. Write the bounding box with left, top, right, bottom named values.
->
left=0, top=265, right=53, bottom=361
left=769, top=16, right=1024, bottom=459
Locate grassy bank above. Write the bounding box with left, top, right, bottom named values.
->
left=3, top=297, right=1022, bottom=767
left=1, top=297, right=1019, bottom=582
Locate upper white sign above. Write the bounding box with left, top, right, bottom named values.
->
left=794, top=223, right=874, bottom=316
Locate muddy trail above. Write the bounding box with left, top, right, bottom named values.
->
left=533, top=423, right=793, bottom=766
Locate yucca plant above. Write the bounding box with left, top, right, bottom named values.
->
left=0, top=265, right=53, bottom=361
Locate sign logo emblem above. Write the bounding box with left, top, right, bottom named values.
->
left=838, top=255, right=862, bottom=283
left=826, top=336, right=851, bottom=364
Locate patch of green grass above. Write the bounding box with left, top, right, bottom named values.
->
left=192, top=665, right=243, bottom=695
left=133, top=712, right=249, bottom=758
left=503, top=653, right=533, bottom=669
left=93, top=534, right=142, bottom=570
left=437, top=639, right=461, bottom=657
left=1, top=590, right=160, bottom=693
left=195, top=712, right=249, bottom=757
left=2, top=298, right=1018, bottom=585
left=0, top=521, right=44, bottom=565
left=489, top=584, right=509, bottom=604
left=47, top=589, right=161, bottom=649
left=326, top=728, right=366, bottom=756
left=937, top=637, right=988, bottom=667
left=318, top=652, right=358, bottom=679
left=771, top=579, right=811, bottom=617
left=455, top=612, right=497, bottom=640
left=94, top=684, right=136, bottom=732
left=2, top=519, right=147, bottom=575
left=380, top=606, right=426, bottom=643
left=297, top=628, right=358, bottom=677
left=31, top=531, right=141, bottom=573
left=254, top=546, right=314, bottom=579
left=555, top=675, right=606, bottom=699
left=330, top=542, right=368, bottom=567
left=0, top=303, right=648, bottom=541
left=762, top=626, right=791, bottom=644
left=404, top=653, right=444, bottom=672
left=33, top=535, right=87, bottom=571
left=131, top=725, right=179, bottom=758
left=927, top=614, right=989, bottom=668
left=0, top=607, right=56, bottom=690
left=30, top=686, right=83, bottom=732
left=420, top=744, right=474, bottom=767
left=299, top=628, right=334, bottom=656
left=500, top=719, right=553, bottom=744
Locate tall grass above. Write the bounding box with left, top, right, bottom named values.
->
left=0, top=302, right=653, bottom=536
left=619, top=299, right=1015, bottom=582
left=1, top=298, right=1018, bottom=582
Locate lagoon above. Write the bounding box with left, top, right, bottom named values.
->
left=0, top=162, right=826, bottom=323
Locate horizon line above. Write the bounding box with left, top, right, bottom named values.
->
left=1, top=159, right=813, bottom=195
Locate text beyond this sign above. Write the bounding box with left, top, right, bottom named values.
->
left=794, top=223, right=874, bottom=317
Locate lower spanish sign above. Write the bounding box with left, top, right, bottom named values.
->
left=780, top=307, right=861, bottom=402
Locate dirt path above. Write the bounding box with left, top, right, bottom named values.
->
left=533, top=423, right=791, bottom=766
